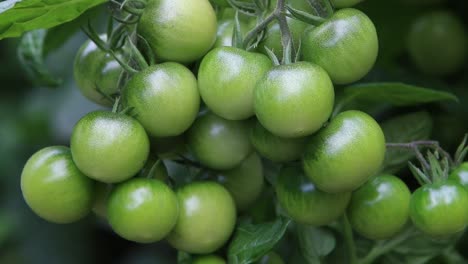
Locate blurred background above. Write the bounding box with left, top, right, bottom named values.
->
left=0, top=0, right=467, bottom=263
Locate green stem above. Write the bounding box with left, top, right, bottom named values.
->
left=343, top=215, right=358, bottom=264
left=242, top=13, right=276, bottom=48
left=322, top=0, right=334, bottom=17
left=275, top=0, right=294, bottom=64
left=126, top=36, right=149, bottom=70
left=112, top=97, right=121, bottom=113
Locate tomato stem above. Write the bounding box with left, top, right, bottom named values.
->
left=112, top=97, right=121, bottom=113
left=321, top=0, right=334, bottom=18
left=342, top=215, right=358, bottom=264
left=386, top=141, right=454, bottom=167
left=242, top=13, right=276, bottom=49
left=275, top=0, right=295, bottom=64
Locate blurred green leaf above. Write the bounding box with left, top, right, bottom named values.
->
left=0, top=0, right=106, bottom=40
left=17, top=29, right=62, bottom=87
left=228, top=217, right=291, bottom=264
left=177, top=251, right=191, bottom=264
left=381, top=111, right=433, bottom=173
left=296, top=225, right=336, bottom=263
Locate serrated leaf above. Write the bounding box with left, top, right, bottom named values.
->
left=0, top=0, right=107, bottom=40
left=297, top=225, right=336, bottom=262
left=337, top=83, right=458, bottom=112
left=228, top=217, right=291, bottom=264
left=381, top=112, right=433, bottom=173
left=17, top=29, right=62, bottom=87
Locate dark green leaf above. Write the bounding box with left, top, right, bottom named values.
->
left=228, top=217, right=291, bottom=264
left=296, top=225, right=336, bottom=263
left=17, top=29, right=62, bottom=87
left=381, top=112, right=433, bottom=173
left=337, top=83, right=458, bottom=113
left=177, top=251, right=191, bottom=264
left=0, top=0, right=107, bottom=40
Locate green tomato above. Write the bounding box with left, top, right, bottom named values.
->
left=187, top=112, right=252, bottom=170
left=107, top=178, right=178, bottom=243
left=216, top=152, right=264, bottom=211
left=407, top=11, right=467, bottom=76
left=275, top=166, right=351, bottom=226
left=449, top=163, right=468, bottom=190
left=167, top=181, right=237, bottom=254
left=250, top=120, right=307, bottom=162
left=198, top=47, right=272, bottom=120
left=303, top=110, right=386, bottom=193
left=331, top=0, right=364, bottom=8
left=410, top=180, right=468, bottom=236
left=257, top=252, right=285, bottom=264
left=214, top=18, right=250, bottom=48
left=257, top=18, right=308, bottom=59
left=73, top=37, right=123, bottom=107
left=70, top=111, right=150, bottom=183
left=193, top=255, right=226, bottom=264
left=21, top=146, right=95, bottom=223
left=347, top=175, right=411, bottom=240
left=123, top=62, right=200, bottom=137
left=92, top=182, right=112, bottom=219
left=254, top=62, right=334, bottom=138
left=301, top=8, right=378, bottom=84
left=138, top=0, right=217, bottom=64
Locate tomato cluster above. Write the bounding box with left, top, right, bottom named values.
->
left=19, top=0, right=468, bottom=262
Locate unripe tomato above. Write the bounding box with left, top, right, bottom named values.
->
left=193, top=255, right=226, bottom=264
left=303, top=110, right=386, bottom=193
left=301, top=8, right=378, bottom=84
left=198, top=47, right=272, bottom=120
left=167, top=182, right=236, bottom=254
left=138, top=0, right=217, bottom=64
left=407, top=11, right=467, bottom=76
left=70, top=111, right=150, bottom=183
left=347, top=175, right=411, bottom=240
left=21, top=146, right=95, bottom=223
left=410, top=180, right=468, bottom=236
left=331, top=0, right=364, bottom=8
left=187, top=112, right=252, bottom=170
left=250, top=121, right=307, bottom=162
left=123, top=62, right=200, bottom=137
left=275, top=166, right=351, bottom=226
left=254, top=62, right=334, bottom=138
left=107, top=178, right=179, bottom=243
left=214, top=19, right=250, bottom=48
left=73, top=38, right=123, bottom=107
left=257, top=252, right=285, bottom=264
left=216, top=152, right=264, bottom=210
left=92, top=182, right=112, bottom=219
left=449, top=163, right=468, bottom=190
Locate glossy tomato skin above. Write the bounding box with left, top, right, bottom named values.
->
left=187, top=112, right=252, bottom=170
left=21, top=146, right=95, bottom=223
left=138, top=0, right=217, bottom=64
left=407, top=11, right=467, bottom=76
left=347, top=175, right=411, bottom=240
left=70, top=111, right=150, bottom=183
left=410, top=180, right=468, bottom=236
left=301, top=8, right=378, bottom=84
left=250, top=121, right=307, bottom=162
left=198, top=47, right=272, bottom=120
left=275, top=166, right=351, bottom=226
left=216, top=152, right=264, bottom=211
left=193, top=255, right=226, bottom=264
left=74, top=38, right=123, bottom=107
left=449, top=162, right=468, bottom=190
left=167, top=181, right=236, bottom=254
left=303, top=110, right=386, bottom=193
left=331, top=0, right=364, bottom=8
left=254, top=62, right=334, bottom=138
left=107, top=178, right=179, bottom=243
left=123, top=62, right=200, bottom=137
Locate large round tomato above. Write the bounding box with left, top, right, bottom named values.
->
left=303, top=110, right=386, bottom=193
left=347, top=174, right=411, bottom=240
left=138, top=0, right=217, bottom=64
left=449, top=162, right=468, bottom=190
left=167, top=182, right=236, bottom=254
left=21, top=146, right=95, bottom=223
left=187, top=112, right=252, bottom=170
left=275, top=166, right=351, bottom=226
left=198, top=47, right=272, bottom=120
left=301, top=8, right=378, bottom=84
left=122, top=62, right=200, bottom=137
left=254, top=62, right=334, bottom=138
left=70, top=111, right=150, bottom=183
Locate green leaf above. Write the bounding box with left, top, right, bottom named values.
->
left=381, top=112, right=433, bottom=173
left=17, top=29, right=62, bottom=87
left=296, top=224, right=336, bottom=263
left=228, top=217, right=291, bottom=264
left=0, top=0, right=107, bottom=40
left=177, top=251, right=191, bottom=264
left=336, top=82, right=458, bottom=114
